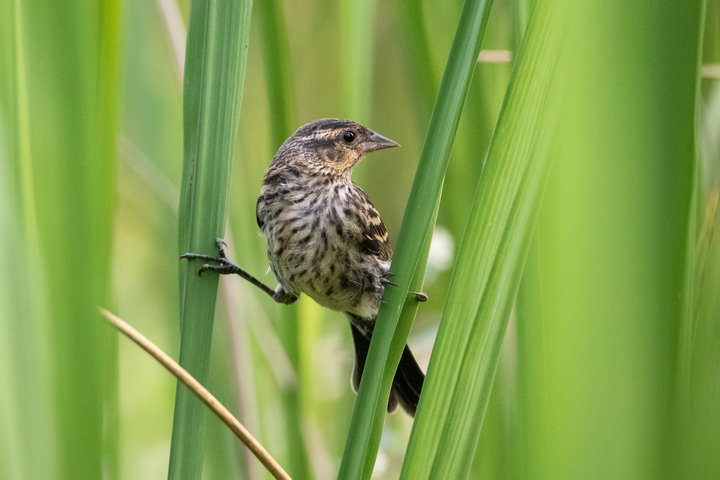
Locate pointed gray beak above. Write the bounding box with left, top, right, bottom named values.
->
left=362, top=130, right=400, bottom=153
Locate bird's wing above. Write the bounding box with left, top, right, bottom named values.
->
left=355, top=188, right=392, bottom=262
left=255, top=197, right=265, bottom=229
left=360, top=216, right=391, bottom=261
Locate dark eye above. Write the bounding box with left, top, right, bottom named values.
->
left=342, top=130, right=356, bottom=143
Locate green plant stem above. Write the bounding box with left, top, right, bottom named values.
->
left=337, top=1, right=494, bottom=478
left=519, top=1, right=702, bottom=478
left=339, top=0, right=375, bottom=122
left=169, top=0, right=252, bottom=478
left=400, top=0, right=565, bottom=476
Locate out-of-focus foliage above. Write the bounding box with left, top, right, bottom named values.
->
left=0, top=0, right=716, bottom=478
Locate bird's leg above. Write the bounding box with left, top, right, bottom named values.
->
left=181, top=238, right=296, bottom=304
left=381, top=274, right=428, bottom=303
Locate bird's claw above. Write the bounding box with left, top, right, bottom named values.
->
left=412, top=292, right=428, bottom=302
left=181, top=238, right=233, bottom=276
left=380, top=277, right=399, bottom=287
left=215, top=237, right=228, bottom=257
left=181, top=238, right=283, bottom=300
left=198, top=263, right=232, bottom=276
left=180, top=252, right=222, bottom=262
left=380, top=273, right=428, bottom=303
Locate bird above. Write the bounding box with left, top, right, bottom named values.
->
left=182, top=118, right=427, bottom=415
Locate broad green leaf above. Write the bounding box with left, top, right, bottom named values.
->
left=338, top=1, right=494, bottom=478
left=518, top=1, right=703, bottom=479
left=401, top=0, right=566, bottom=477
left=169, top=0, right=252, bottom=478
left=0, top=0, right=122, bottom=478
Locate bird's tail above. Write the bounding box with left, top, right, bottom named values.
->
left=348, top=321, right=425, bottom=416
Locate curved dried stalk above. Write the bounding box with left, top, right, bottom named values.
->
left=99, top=308, right=291, bottom=480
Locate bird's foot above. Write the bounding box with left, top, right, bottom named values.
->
left=272, top=286, right=299, bottom=305
left=180, top=238, right=238, bottom=276
left=181, top=238, right=283, bottom=300
left=412, top=291, right=428, bottom=302
left=380, top=276, right=399, bottom=287
left=381, top=273, right=428, bottom=303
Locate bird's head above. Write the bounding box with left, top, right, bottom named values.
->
left=272, top=118, right=400, bottom=179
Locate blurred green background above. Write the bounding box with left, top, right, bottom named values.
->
left=117, top=0, right=512, bottom=477
left=1, top=0, right=718, bottom=478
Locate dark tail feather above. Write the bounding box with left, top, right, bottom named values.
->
left=349, top=323, right=425, bottom=416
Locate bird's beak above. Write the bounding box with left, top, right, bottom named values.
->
left=362, top=130, right=401, bottom=153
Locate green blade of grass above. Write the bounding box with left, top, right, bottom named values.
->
left=169, top=0, right=253, bottom=478
left=257, top=0, right=295, bottom=147
left=676, top=3, right=719, bottom=477
left=0, top=4, right=49, bottom=479
left=255, top=2, right=315, bottom=477
left=339, top=0, right=375, bottom=122
left=0, top=163, right=58, bottom=480
left=1, top=0, right=123, bottom=477
left=400, top=0, right=565, bottom=477
left=395, top=0, right=438, bottom=124
left=518, top=1, right=702, bottom=478
left=337, top=1, right=494, bottom=478
left=0, top=5, right=57, bottom=470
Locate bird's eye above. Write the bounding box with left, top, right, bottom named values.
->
left=342, top=130, right=356, bottom=143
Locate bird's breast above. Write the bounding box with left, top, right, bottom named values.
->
left=257, top=180, right=388, bottom=318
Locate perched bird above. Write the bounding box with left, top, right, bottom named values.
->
left=182, top=118, right=426, bottom=415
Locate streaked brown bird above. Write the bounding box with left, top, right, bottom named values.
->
left=182, top=118, right=426, bottom=415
